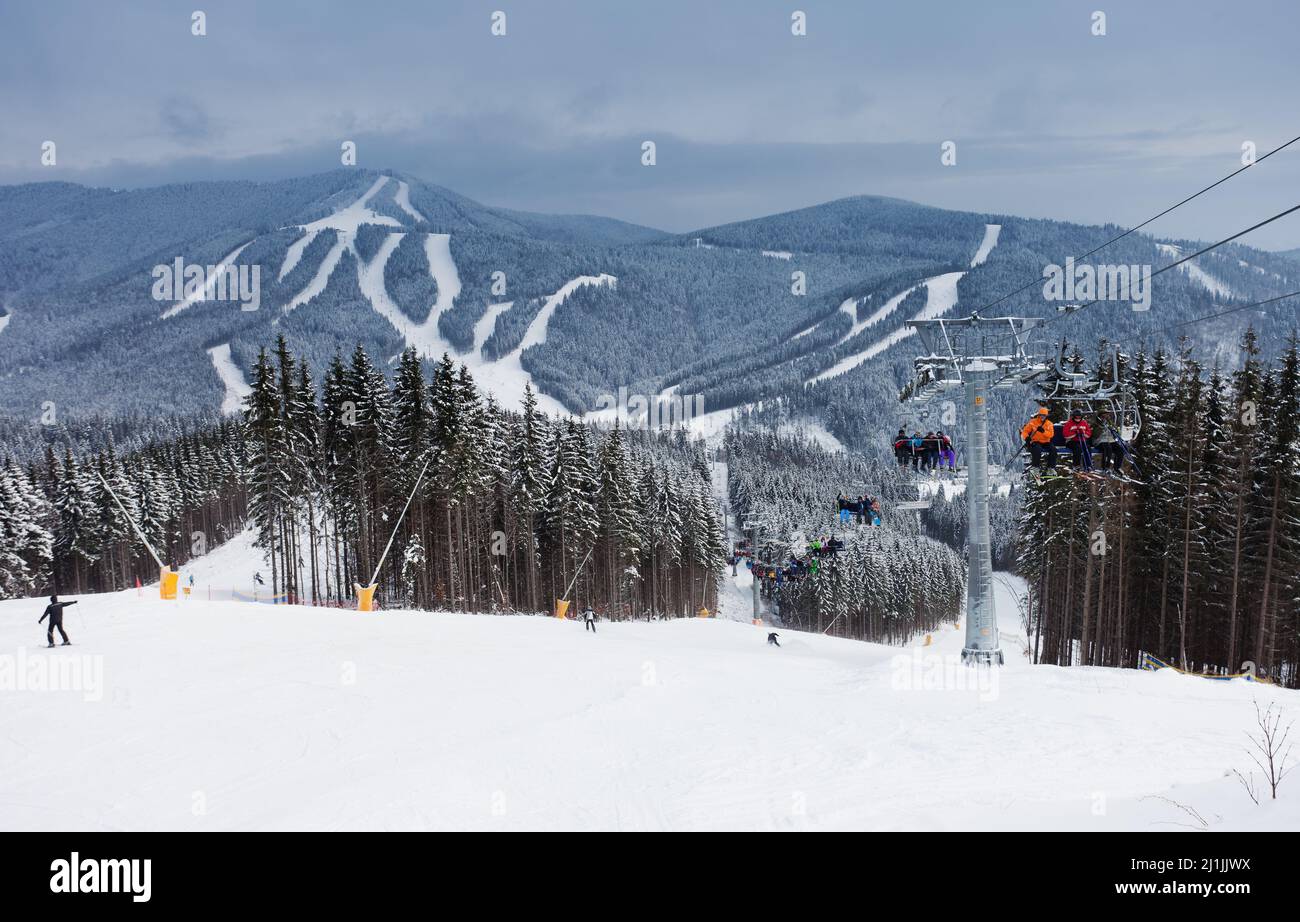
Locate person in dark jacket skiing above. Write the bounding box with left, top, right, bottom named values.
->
left=767, top=632, right=781, bottom=647
left=39, top=595, right=77, bottom=647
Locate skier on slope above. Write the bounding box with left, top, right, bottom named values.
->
left=583, top=606, right=597, bottom=633
left=39, top=595, right=77, bottom=647
left=767, top=632, right=781, bottom=647
left=1020, top=407, right=1056, bottom=470
left=1062, top=410, right=1094, bottom=470
left=254, top=572, right=265, bottom=586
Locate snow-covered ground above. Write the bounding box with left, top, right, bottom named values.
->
left=206, top=343, right=251, bottom=416
left=159, top=241, right=254, bottom=320
left=970, top=223, right=1001, bottom=267
left=0, top=310, right=10, bottom=336
left=393, top=180, right=425, bottom=223
left=1157, top=243, right=1234, bottom=298
left=3, top=571, right=1296, bottom=831
left=809, top=271, right=964, bottom=384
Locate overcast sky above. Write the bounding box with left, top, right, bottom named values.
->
left=2, top=0, right=1298, bottom=247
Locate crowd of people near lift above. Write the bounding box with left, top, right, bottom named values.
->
left=892, top=429, right=957, bottom=473
left=1019, top=406, right=1131, bottom=475
left=727, top=486, right=888, bottom=593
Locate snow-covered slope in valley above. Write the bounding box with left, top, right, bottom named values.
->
left=207, top=343, right=251, bottom=415
left=2, top=576, right=1296, bottom=831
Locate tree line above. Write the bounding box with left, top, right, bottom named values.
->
left=724, top=429, right=966, bottom=643
left=1019, top=329, right=1300, bottom=687
left=0, top=421, right=248, bottom=598
left=243, top=336, right=726, bottom=616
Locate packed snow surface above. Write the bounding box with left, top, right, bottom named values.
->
left=809, top=271, right=964, bottom=384
left=160, top=241, right=253, bottom=319
left=206, top=344, right=251, bottom=416
left=970, top=224, right=1001, bottom=267
left=1157, top=243, right=1234, bottom=298
left=2, top=573, right=1296, bottom=831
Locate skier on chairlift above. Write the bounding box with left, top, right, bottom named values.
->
left=893, top=429, right=911, bottom=469
left=1093, top=411, right=1124, bottom=472
left=936, top=431, right=956, bottom=473
left=1020, top=407, right=1056, bottom=470
left=1062, top=410, right=1094, bottom=471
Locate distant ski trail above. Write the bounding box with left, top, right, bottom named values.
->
left=160, top=241, right=253, bottom=319
left=1157, top=243, right=1234, bottom=298
left=970, top=224, right=1001, bottom=267
left=393, top=180, right=426, bottom=223
left=808, top=271, right=964, bottom=384
left=207, top=343, right=251, bottom=415
left=276, top=176, right=400, bottom=285
left=473, top=302, right=514, bottom=353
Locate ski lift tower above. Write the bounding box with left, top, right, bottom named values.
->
left=900, top=313, right=1047, bottom=666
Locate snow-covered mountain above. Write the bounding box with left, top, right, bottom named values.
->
left=2, top=170, right=1297, bottom=457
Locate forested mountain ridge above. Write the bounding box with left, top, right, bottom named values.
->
left=2, top=169, right=1297, bottom=469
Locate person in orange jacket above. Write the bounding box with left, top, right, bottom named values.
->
left=1020, top=407, right=1056, bottom=469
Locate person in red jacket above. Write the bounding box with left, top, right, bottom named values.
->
left=1062, top=410, right=1094, bottom=470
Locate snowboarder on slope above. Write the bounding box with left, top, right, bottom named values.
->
left=767, top=632, right=781, bottom=647
left=39, top=595, right=77, bottom=647
left=254, top=572, right=265, bottom=586
left=583, top=606, right=597, bottom=633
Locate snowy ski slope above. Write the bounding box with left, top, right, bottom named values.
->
left=2, top=571, right=1296, bottom=831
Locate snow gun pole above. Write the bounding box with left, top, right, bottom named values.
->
left=94, top=468, right=180, bottom=599
left=359, top=455, right=432, bottom=610
left=92, top=469, right=165, bottom=570
left=556, top=543, right=596, bottom=619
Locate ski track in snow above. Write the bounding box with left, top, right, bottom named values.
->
left=809, top=271, right=964, bottom=384
left=970, top=224, right=1001, bottom=267
left=283, top=233, right=349, bottom=313
left=159, top=241, right=253, bottom=320
left=277, top=176, right=402, bottom=289
left=4, top=571, right=1296, bottom=831
left=473, top=302, right=514, bottom=352
left=260, top=174, right=613, bottom=415
left=709, top=459, right=757, bottom=624
left=1157, top=243, right=1234, bottom=298
left=207, top=343, right=251, bottom=415
left=393, top=180, right=426, bottom=223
